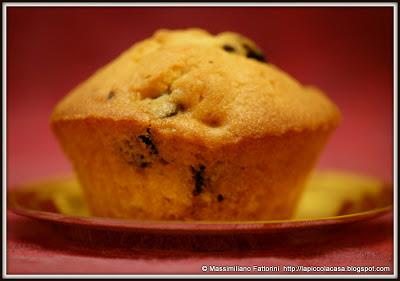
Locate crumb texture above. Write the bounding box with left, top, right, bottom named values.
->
left=52, top=28, right=340, bottom=143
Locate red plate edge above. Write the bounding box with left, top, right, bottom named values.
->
left=8, top=204, right=393, bottom=234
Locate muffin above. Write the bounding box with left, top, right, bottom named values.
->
left=51, top=28, right=340, bottom=221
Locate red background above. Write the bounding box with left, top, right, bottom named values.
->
left=6, top=7, right=394, bottom=275
left=7, top=7, right=394, bottom=186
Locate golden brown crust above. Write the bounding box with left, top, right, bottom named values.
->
left=51, top=28, right=340, bottom=146
left=51, top=28, right=341, bottom=220
left=52, top=118, right=333, bottom=220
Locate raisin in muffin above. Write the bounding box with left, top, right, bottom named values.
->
left=51, top=28, right=341, bottom=221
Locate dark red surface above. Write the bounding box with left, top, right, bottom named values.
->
left=6, top=7, right=394, bottom=275
left=6, top=211, right=394, bottom=275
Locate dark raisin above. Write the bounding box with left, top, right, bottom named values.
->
left=217, top=194, right=224, bottom=202
left=133, top=153, right=152, bottom=169
left=132, top=154, right=152, bottom=169
left=119, top=137, right=154, bottom=169
left=107, top=91, right=116, bottom=100
left=222, top=44, right=236, bottom=53
left=191, top=164, right=206, bottom=196
left=246, top=51, right=266, bottom=62
left=140, top=162, right=152, bottom=168
left=138, top=128, right=158, bottom=155
left=160, top=158, right=170, bottom=165
left=243, top=44, right=267, bottom=63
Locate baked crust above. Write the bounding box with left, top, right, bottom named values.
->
left=51, top=28, right=341, bottom=220
left=52, top=28, right=340, bottom=146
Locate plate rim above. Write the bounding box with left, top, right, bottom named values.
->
left=8, top=204, right=393, bottom=233
left=8, top=172, right=394, bottom=233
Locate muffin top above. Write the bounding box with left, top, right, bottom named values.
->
left=52, top=28, right=340, bottom=145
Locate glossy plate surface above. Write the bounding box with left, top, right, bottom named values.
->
left=8, top=170, right=393, bottom=234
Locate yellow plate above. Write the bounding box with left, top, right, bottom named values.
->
left=8, top=170, right=393, bottom=233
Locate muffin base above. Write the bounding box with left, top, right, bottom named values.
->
left=52, top=118, right=333, bottom=221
